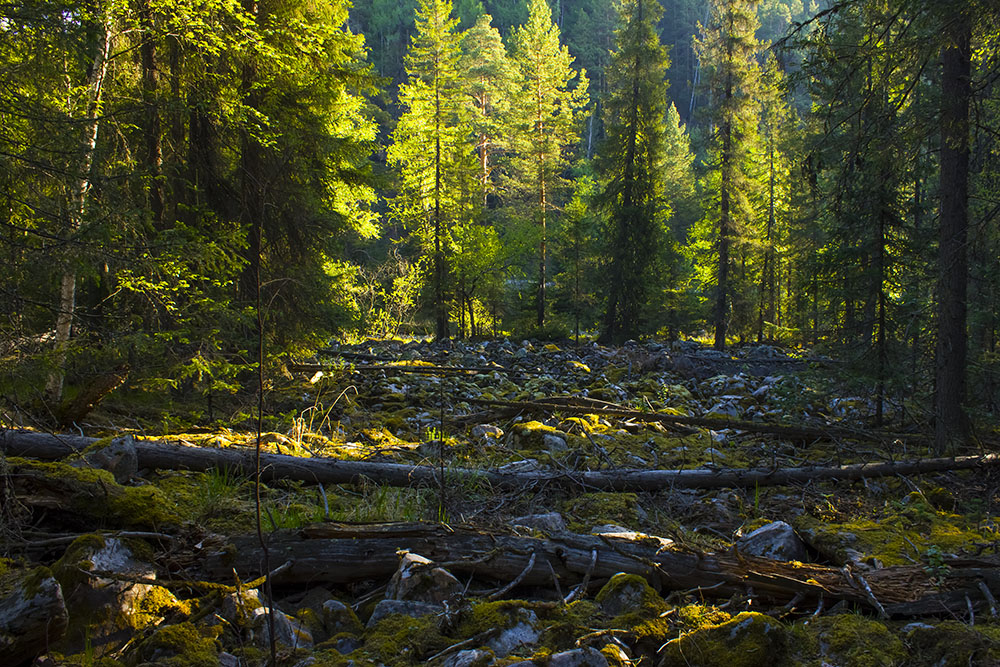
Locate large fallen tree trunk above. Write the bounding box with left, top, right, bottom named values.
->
left=2, top=429, right=998, bottom=492
left=207, top=522, right=1000, bottom=618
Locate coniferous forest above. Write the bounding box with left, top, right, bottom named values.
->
left=3, top=0, right=1000, bottom=665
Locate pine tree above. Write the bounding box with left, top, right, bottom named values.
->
left=694, top=0, right=763, bottom=350
left=598, top=0, right=673, bottom=343
left=509, top=0, right=589, bottom=328
left=389, top=0, right=474, bottom=340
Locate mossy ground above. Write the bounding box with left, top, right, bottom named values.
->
left=6, top=338, right=1000, bottom=666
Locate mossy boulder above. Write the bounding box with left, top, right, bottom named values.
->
left=595, top=573, right=669, bottom=620
left=658, top=612, right=787, bottom=667
left=511, top=421, right=566, bottom=450
left=795, top=614, right=905, bottom=667
left=133, top=621, right=223, bottom=667
left=563, top=493, right=643, bottom=533
left=363, top=612, right=449, bottom=665
left=902, top=620, right=1000, bottom=666
left=458, top=600, right=541, bottom=658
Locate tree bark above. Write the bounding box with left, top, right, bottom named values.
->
left=3, top=429, right=996, bottom=493
left=206, top=521, right=1000, bottom=618
left=46, top=11, right=113, bottom=403
left=934, top=13, right=971, bottom=453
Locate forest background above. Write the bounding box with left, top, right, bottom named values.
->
left=1, top=0, right=998, bottom=451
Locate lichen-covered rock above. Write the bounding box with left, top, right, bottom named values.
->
left=736, top=521, right=808, bottom=562
left=385, top=551, right=463, bottom=604
left=549, top=647, right=610, bottom=666
left=219, top=588, right=263, bottom=628
left=75, top=435, right=138, bottom=482
left=658, top=612, right=787, bottom=667
left=364, top=609, right=449, bottom=664
left=902, top=620, right=1000, bottom=666
left=512, top=421, right=566, bottom=450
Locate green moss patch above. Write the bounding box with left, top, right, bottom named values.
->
left=660, top=612, right=788, bottom=667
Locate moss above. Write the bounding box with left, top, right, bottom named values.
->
left=595, top=573, right=670, bottom=622
left=659, top=612, right=787, bottom=667
left=537, top=600, right=599, bottom=652
left=676, top=604, right=732, bottom=629
left=134, top=622, right=222, bottom=667
left=802, top=614, right=906, bottom=667
left=458, top=599, right=539, bottom=638
left=126, top=584, right=191, bottom=630
left=562, top=492, right=641, bottom=532
left=902, top=620, right=1000, bottom=666
left=363, top=612, right=449, bottom=665
left=794, top=493, right=993, bottom=567
left=10, top=458, right=180, bottom=529
left=511, top=421, right=563, bottom=450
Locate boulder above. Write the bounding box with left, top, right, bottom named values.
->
left=442, top=648, right=496, bottom=667
left=549, top=647, right=609, bottom=667
left=737, top=521, right=809, bottom=562
left=385, top=551, right=463, bottom=604
left=366, top=599, right=443, bottom=628
left=509, top=512, right=568, bottom=535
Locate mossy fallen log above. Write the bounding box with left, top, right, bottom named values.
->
left=205, top=522, right=1000, bottom=619
left=2, top=429, right=999, bottom=492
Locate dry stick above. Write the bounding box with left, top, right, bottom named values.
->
left=978, top=581, right=998, bottom=617
left=254, top=226, right=277, bottom=667
left=564, top=548, right=598, bottom=604
left=488, top=551, right=537, bottom=601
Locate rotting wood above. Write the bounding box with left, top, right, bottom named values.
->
left=3, top=429, right=998, bottom=493
left=467, top=397, right=933, bottom=444
left=204, top=521, right=1000, bottom=618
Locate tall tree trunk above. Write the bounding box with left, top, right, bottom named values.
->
left=47, top=10, right=113, bottom=403
left=934, top=14, right=971, bottom=453
left=139, top=0, right=164, bottom=230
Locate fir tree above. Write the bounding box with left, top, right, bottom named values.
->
left=598, top=0, right=673, bottom=343
left=389, top=0, right=474, bottom=340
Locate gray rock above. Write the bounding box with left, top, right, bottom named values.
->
left=385, top=551, right=463, bottom=604
left=737, top=521, right=809, bottom=562
left=509, top=512, right=567, bottom=534
left=322, top=599, right=362, bottom=634
left=486, top=609, right=540, bottom=657
left=543, top=433, right=568, bottom=452
left=472, top=424, right=504, bottom=440
left=218, top=653, right=240, bottom=667
left=706, top=402, right=741, bottom=418
left=901, top=622, right=936, bottom=633
left=332, top=635, right=363, bottom=654
left=253, top=607, right=313, bottom=649
left=442, top=648, right=496, bottom=667
left=220, top=589, right=263, bottom=627
left=548, top=647, right=609, bottom=666
left=366, top=599, right=442, bottom=628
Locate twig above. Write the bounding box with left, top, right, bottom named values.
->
left=564, top=548, right=598, bottom=604
left=425, top=629, right=497, bottom=663
left=488, top=551, right=536, bottom=601
left=978, top=580, right=998, bottom=617
left=575, top=628, right=629, bottom=647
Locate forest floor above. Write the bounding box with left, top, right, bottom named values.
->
left=3, top=337, right=1000, bottom=666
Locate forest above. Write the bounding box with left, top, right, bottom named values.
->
left=2, top=0, right=1000, bottom=665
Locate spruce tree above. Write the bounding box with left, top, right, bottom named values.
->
left=597, top=0, right=673, bottom=343
left=694, top=0, right=763, bottom=350
left=389, top=0, right=473, bottom=340
left=509, top=0, right=589, bottom=329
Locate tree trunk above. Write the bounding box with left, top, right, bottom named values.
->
left=3, top=430, right=995, bottom=494
left=206, top=522, right=1000, bottom=618
left=934, top=14, right=971, bottom=453
left=47, top=12, right=112, bottom=403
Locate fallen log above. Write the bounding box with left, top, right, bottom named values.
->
left=288, top=362, right=549, bottom=376
left=2, top=429, right=998, bottom=492
left=469, top=397, right=931, bottom=444
left=207, top=521, right=1000, bottom=618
